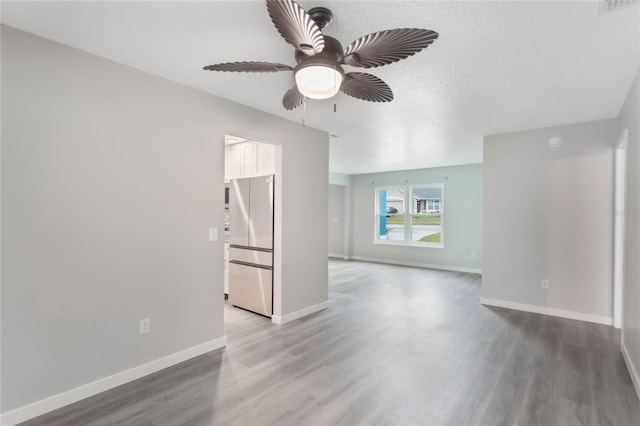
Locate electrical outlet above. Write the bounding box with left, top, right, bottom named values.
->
left=139, top=318, right=150, bottom=334
left=541, top=280, right=549, bottom=289
left=470, top=252, right=476, bottom=259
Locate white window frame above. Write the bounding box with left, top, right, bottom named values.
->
left=374, top=183, right=444, bottom=248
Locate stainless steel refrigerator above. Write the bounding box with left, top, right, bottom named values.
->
left=228, top=175, right=274, bottom=317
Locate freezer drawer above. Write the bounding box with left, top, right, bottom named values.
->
left=229, top=246, right=272, bottom=267
left=229, top=262, right=273, bottom=317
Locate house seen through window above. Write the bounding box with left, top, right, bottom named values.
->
left=376, top=184, right=443, bottom=246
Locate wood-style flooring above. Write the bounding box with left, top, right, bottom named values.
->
left=22, top=260, right=640, bottom=425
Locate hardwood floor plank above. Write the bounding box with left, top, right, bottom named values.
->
left=20, top=260, right=639, bottom=426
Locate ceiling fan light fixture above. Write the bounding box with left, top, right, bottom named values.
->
left=203, top=1, right=439, bottom=110
left=294, top=63, right=344, bottom=99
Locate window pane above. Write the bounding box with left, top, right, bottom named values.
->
left=379, top=216, right=405, bottom=241
left=411, top=214, right=441, bottom=243
left=377, top=187, right=405, bottom=241
left=411, top=186, right=442, bottom=214
left=378, top=188, right=405, bottom=215
left=410, top=185, right=443, bottom=244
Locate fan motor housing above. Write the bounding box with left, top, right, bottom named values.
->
left=294, top=36, right=344, bottom=65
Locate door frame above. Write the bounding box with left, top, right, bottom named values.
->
left=613, top=128, right=628, bottom=329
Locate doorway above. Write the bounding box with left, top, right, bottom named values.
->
left=223, top=135, right=278, bottom=324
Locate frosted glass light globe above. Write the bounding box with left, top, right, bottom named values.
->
left=295, top=65, right=343, bottom=99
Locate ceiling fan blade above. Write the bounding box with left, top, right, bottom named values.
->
left=341, top=73, right=393, bottom=102
left=283, top=85, right=305, bottom=110
left=203, top=61, right=293, bottom=72
left=343, top=29, right=438, bottom=68
left=266, top=0, right=325, bottom=55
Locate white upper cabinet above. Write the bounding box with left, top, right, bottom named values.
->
left=256, top=143, right=275, bottom=176
left=243, top=143, right=257, bottom=177
left=225, top=140, right=275, bottom=181
left=225, top=143, right=245, bottom=181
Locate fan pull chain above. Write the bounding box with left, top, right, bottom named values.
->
left=333, top=65, right=338, bottom=114
left=303, top=98, right=307, bottom=127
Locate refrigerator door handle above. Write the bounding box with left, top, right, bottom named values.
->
left=228, top=260, right=273, bottom=271
left=229, top=244, right=272, bottom=253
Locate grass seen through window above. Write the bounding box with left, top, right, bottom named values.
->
left=419, top=232, right=441, bottom=243
left=386, top=214, right=441, bottom=225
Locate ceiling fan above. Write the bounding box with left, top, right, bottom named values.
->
left=203, top=0, right=439, bottom=110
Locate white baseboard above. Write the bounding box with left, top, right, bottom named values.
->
left=621, top=340, right=640, bottom=401
left=350, top=256, right=482, bottom=274
left=480, top=297, right=613, bottom=326
left=272, top=300, right=329, bottom=325
left=328, top=254, right=351, bottom=260
left=0, top=337, right=227, bottom=426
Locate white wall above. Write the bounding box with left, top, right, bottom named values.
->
left=1, top=25, right=328, bottom=418
left=277, top=138, right=328, bottom=316
left=619, top=69, right=640, bottom=396
left=328, top=184, right=346, bottom=257
left=482, top=118, right=617, bottom=324
left=349, top=164, right=482, bottom=272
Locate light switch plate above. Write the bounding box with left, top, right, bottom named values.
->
left=139, top=318, right=150, bottom=334
left=209, top=227, right=218, bottom=242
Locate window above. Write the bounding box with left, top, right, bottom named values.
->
left=427, top=199, right=441, bottom=213
left=375, top=184, right=443, bottom=246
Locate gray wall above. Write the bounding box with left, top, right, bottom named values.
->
left=328, top=184, right=346, bottom=257
left=1, top=26, right=328, bottom=413
left=482, top=119, right=616, bottom=320
left=349, top=164, right=482, bottom=272
left=619, top=70, right=640, bottom=389
left=329, top=172, right=350, bottom=186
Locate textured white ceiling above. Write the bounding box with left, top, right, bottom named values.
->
left=1, top=1, right=639, bottom=174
